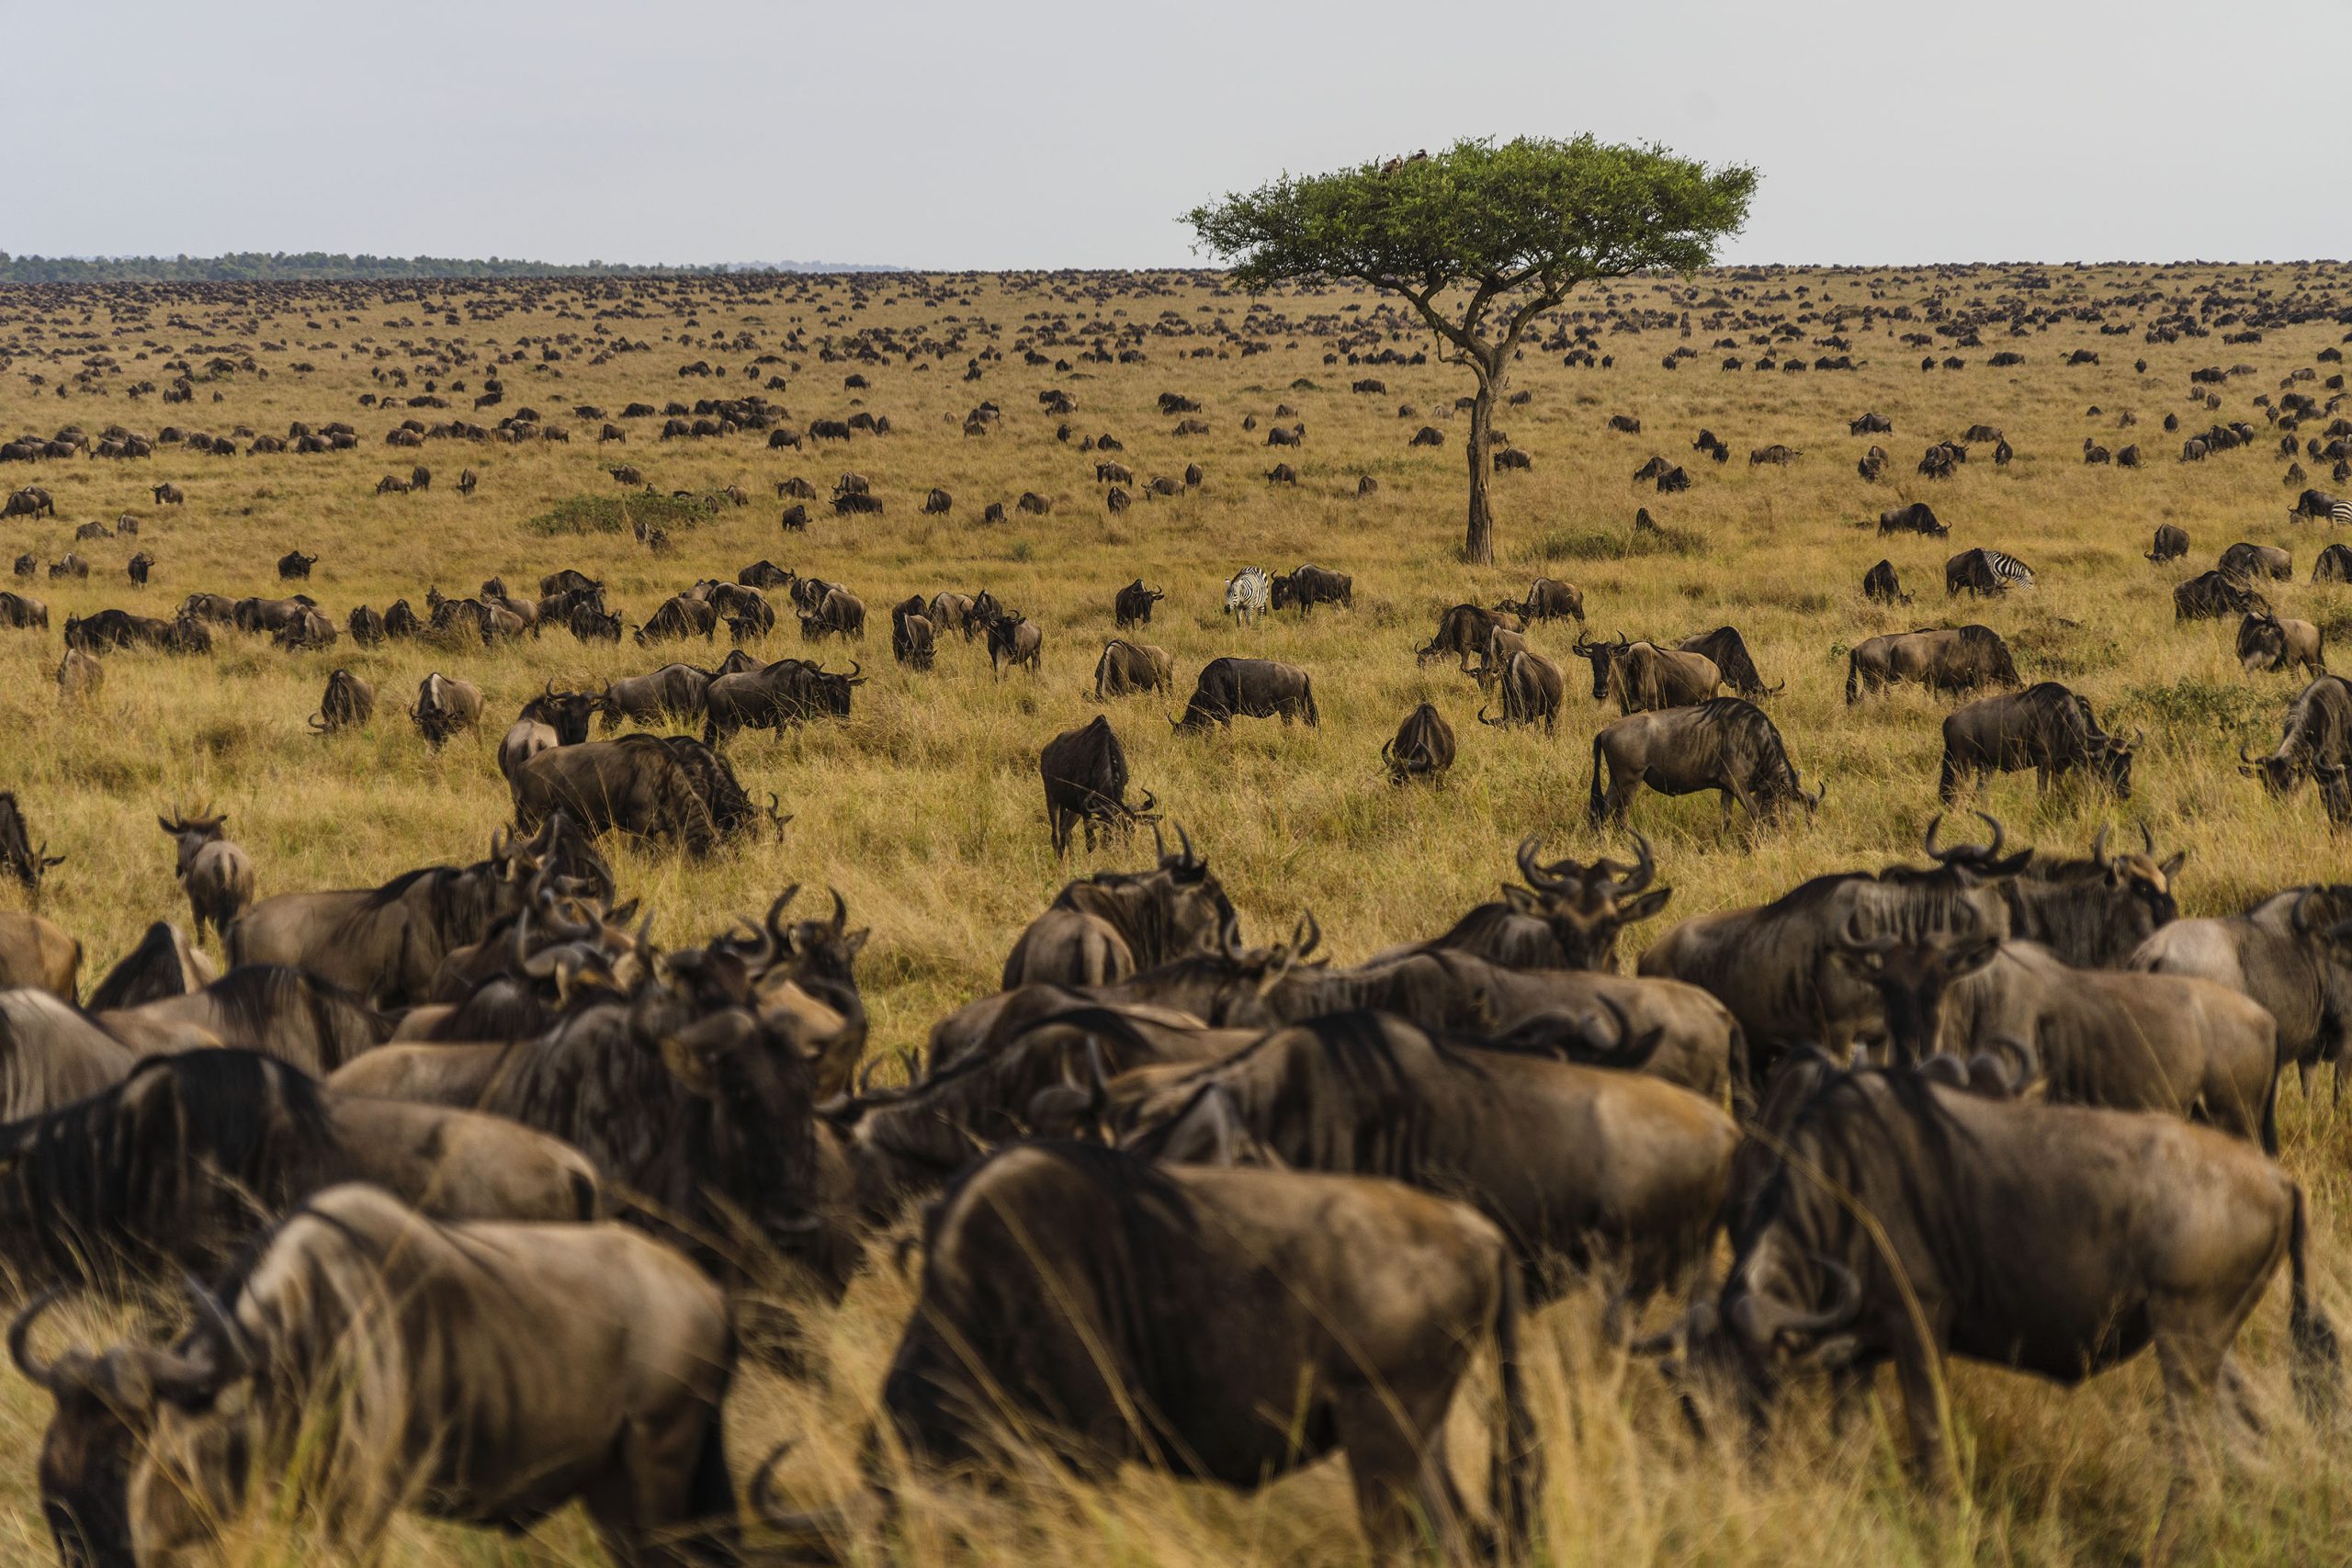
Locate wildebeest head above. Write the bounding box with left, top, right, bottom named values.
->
left=154, top=807, right=227, bottom=881
left=1504, top=834, right=1674, bottom=968
left=518, top=682, right=599, bottom=746
left=1570, top=631, right=1623, bottom=701
left=1830, top=913, right=2004, bottom=1066
left=0, top=793, right=63, bottom=894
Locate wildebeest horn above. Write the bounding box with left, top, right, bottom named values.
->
left=1219, top=910, right=1247, bottom=963
left=2090, top=822, right=2110, bottom=869
left=2139, top=820, right=2156, bottom=856
left=766, top=794, right=790, bottom=835
left=1476, top=704, right=1502, bottom=727
left=828, top=887, right=847, bottom=932
left=7, top=1288, right=65, bottom=1392
left=763, top=885, right=802, bottom=942
left=164, top=1274, right=253, bottom=1398
left=2239, top=744, right=2263, bottom=775
left=1515, top=835, right=1574, bottom=895
left=845, top=660, right=865, bottom=684
left=749, top=1439, right=857, bottom=1561
left=1836, top=909, right=1897, bottom=953
left=490, top=824, right=512, bottom=862
left=1150, top=820, right=1169, bottom=859
left=1596, top=832, right=1656, bottom=894
left=1289, top=908, right=1321, bottom=961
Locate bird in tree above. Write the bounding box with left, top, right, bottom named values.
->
left=1185, top=136, right=1758, bottom=564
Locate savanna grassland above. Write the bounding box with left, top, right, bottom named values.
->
left=2, top=262, right=2351, bottom=1565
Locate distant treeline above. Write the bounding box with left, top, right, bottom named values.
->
left=0, top=253, right=899, bottom=283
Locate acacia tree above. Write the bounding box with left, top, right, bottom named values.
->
left=1186, top=136, right=1757, bottom=564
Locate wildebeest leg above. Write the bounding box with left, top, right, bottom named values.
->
left=1890, top=1337, right=1954, bottom=1494
left=2148, top=1331, right=2227, bottom=1568
left=1334, top=1381, right=1475, bottom=1562
left=584, top=1405, right=738, bottom=1567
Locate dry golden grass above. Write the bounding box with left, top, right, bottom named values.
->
left=1, top=263, right=2348, bottom=1563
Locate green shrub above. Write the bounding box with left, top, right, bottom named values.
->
left=524, top=491, right=715, bottom=536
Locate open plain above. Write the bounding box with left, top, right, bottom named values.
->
left=2, top=261, right=2351, bottom=1564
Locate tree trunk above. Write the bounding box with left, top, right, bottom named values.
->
left=1463, top=368, right=1495, bottom=564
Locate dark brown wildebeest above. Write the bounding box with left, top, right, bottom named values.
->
left=1749, top=444, right=1800, bottom=466
left=158, top=807, right=255, bottom=941
left=1091, top=638, right=1172, bottom=700
left=1477, top=649, right=1566, bottom=733
left=598, top=662, right=715, bottom=729
left=277, top=549, right=317, bottom=581
left=2315, top=544, right=2352, bottom=584
left=309, top=668, right=375, bottom=735
left=635, top=592, right=718, bottom=646
left=270, top=605, right=337, bottom=651
left=569, top=602, right=623, bottom=642
left=754, top=1143, right=1537, bottom=1561
left=13, top=1185, right=733, bottom=1568
left=511, top=735, right=775, bottom=855
left=1383, top=702, right=1456, bottom=784
left=1656, top=464, right=1690, bottom=492
left=0, top=794, right=62, bottom=895
left=1269, top=563, right=1353, bottom=614
left=1172, top=658, right=1318, bottom=731
left=1844, top=625, right=2019, bottom=702
left=1877, top=502, right=1945, bottom=536
left=1944, top=547, right=2033, bottom=595
left=1993, top=823, right=2184, bottom=968
left=5, top=487, right=55, bottom=519
left=48, top=555, right=89, bottom=581
left=1113, top=579, right=1163, bottom=628
left=409, top=672, right=483, bottom=749
left=1588, top=697, right=1822, bottom=830
left=1862, top=558, right=1909, bottom=604
left=1849, top=411, right=1893, bottom=434
left=64, top=610, right=177, bottom=655
left=2237, top=612, right=2327, bottom=674
left=980, top=607, right=1043, bottom=677
left=1120, top=1009, right=1737, bottom=1307
left=151, top=481, right=183, bottom=506
left=798, top=588, right=866, bottom=642
left=54, top=649, right=102, bottom=706
left=2134, top=885, right=2352, bottom=1096
left=2240, top=674, right=2352, bottom=819
left=1577, top=634, right=1723, bottom=715
left=1497, top=577, right=1583, bottom=624
left=1037, top=715, right=1158, bottom=858
left=2175, top=570, right=2270, bottom=621
left=1939, top=682, right=2138, bottom=803
left=2221, top=541, right=2293, bottom=581
left=891, top=607, right=935, bottom=670
left=1418, top=603, right=1511, bottom=671
left=779, top=502, right=810, bottom=530
left=0, top=590, right=47, bottom=629
left=1004, top=824, right=1229, bottom=985
left=1642, top=1061, right=2337, bottom=1557
left=1678, top=626, right=1780, bottom=699
left=1396, top=835, right=1670, bottom=974
left=703, top=659, right=864, bottom=744
left=927, top=591, right=976, bottom=639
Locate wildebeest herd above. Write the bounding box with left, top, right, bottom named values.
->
left=2, top=261, right=2351, bottom=1563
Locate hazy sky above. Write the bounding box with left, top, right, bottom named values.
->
left=18, top=0, right=2348, bottom=270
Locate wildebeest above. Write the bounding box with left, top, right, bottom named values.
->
left=1396, top=835, right=1673, bottom=976
left=2316, top=544, right=2352, bottom=583
left=759, top=1143, right=1537, bottom=1560
left=1844, top=625, right=2020, bottom=702
left=890, top=606, right=935, bottom=669
left=1221, top=566, right=1272, bottom=625
left=1497, top=577, right=1584, bottom=624
left=1172, top=658, right=1318, bottom=731
left=1877, top=502, right=1945, bottom=536
left=47, top=555, right=88, bottom=582
left=12, top=1184, right=736, bottom=1568
left=1997, top=822, right=2184, bottom=968
left=1113, top=578, right=1163, bottom=627
left=636, top=592, right=718, bottom=646
left=277, top=548, right=317, bottom=581
left=1003, top=823, right=1230, bottom=986
left=410, top=671, right=484, bottom=749
left=1645, top=1061, right=2337, bottom=1553
left=0, top=793, right=62, bottom=896
left=158, top=807, right=255, bottom=941
left=2133, top=885, right=2352, bottom=1095
left=1588, top=698, right=1822, bottom=830
left=703, top=658, right=864, bottom=743
left=982, top=608, right=1044, bottom=676
left=1091, top=638, right=1173, bottom=700
left=1037, top=715, right=1159, bottom=857
left=4, top=486, right=55, bottom=519
left=512, top=735, right=775, bottom=855
left=2147, top=524, right=2191, bottom=563
left=1382, top=701, right=1456, bottom=784
left=1944, top=547, right=2034, bottom=595
left=1577, top=634, right=1723, bottom=715
left=1939, top=682, right=2138, bottom=802
left=2175, top=570, right=2269, bottom=620
left=599, top=661, right=715, bottom=729
left=798, top=588, right=866, bottom=642
left=2220, top=541, right=2293, bottom=581
left=1419, top=603, right=1511, bottom=671
left=1270, top=563, right=1353, bottom=614
left=54, top=649, right=102, bottom=705
left=1862, top=558, right=1909, bottom=604
left=2239, top=674, right=2352, bottom=817
left=1476, top=649, right=1566, bottom=733
left=0, top=590, right=48, bottom=629
left=2237, top=611, right=2327, bottom=674
left=0, top=911, right=80, bottom=999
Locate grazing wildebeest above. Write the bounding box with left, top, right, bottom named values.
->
left=2220, top=541, right=2293, bottom=581
left=2134, top=885, right=2352, bottom=1097
left=277, top=549, right=317, bottom=581
left=5, top=487, right=56, bottom=519
left=1642, top=1060, right=2337, bottom=1559
left=1497, top=577, right=1584, bottom=624
left=409, top=671, right=484, bottom=749
left=1003, top=823, right=1231, bottom=985
left=1419, top=603, right=1511, bottom=671
left=13, top=1184, right=736, bottom=1568
left=1678, top=626, right=1780, bottom=698
left=2239, top=674, right=2352, bottom=818
left=1382, top=701, right=1456, bottom=783
left=512, top=735, right=775, bottom=855
left=1845, top=626, right=2020, bottom=703
left=703, top=658, right=864, bottom=743
left=0, top=793, right=62, bottom=895
left=599, top=661, right=715, bottom=729
left=157, top=807, right=255, bottom=941
left=1588, top=698, right=1822, bottom=830
left=1172, top=658, right=1318, bottom=731
left=2175, top=570, right=2269, bottom=620
left=1036, top=716, right=1158, bottom=858
left=891, top=606, right=935, bottom=670
left=0, top=590, right=48, bottom=629
left=1270, top=563, right=1353, bottom=615
left=1877, top=502, right=1945, bottom=536
left=2238, top=612, right=2327, bottom=674
left=798, top=588, right=866, bottom=642
left=1114, top=579, right=1164, bottom=627
left=1944, top=547, right=2034, bottom=595
left=2147, top=524, right=2191, bottom=563
left=636, top=592, right=718, bottom=646
left=1476, top=649, right=1566, bottom=733
left=1862, top=558, right=1909, bottom=604
left=1091, top=638, right=1173, bottom=700
left=755, top=1143, right=1538, bottom=1562
left=2316, top=544, right=2352, bottom=583
left=1939, top=682, right=2138, bottom=802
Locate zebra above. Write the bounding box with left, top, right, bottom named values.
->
left=1222, top=566, right=1272, bottom=626
left=1945, top=547, right=2035, bottom=596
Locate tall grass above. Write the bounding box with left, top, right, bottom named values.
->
left=0, top=263, right=2346, bottom=1563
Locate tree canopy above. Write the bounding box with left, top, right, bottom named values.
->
left=1185, top=136, right=1758, bottom=561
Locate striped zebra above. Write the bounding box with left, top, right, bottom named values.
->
left=1945, top=547, right=2035, bottom=596
left=1223, top=566, right=1272, bottom=626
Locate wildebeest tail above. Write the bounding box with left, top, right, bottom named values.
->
left=2290, top=1183, right=2340, bottom=1412
left=1302, top=675, right=1318, bottom=728
left=1843, top=649, right=1860, bottom=705
left=1586, top=733, right=1608, bottom=827
left=1487, top=1261, right=1541, bottom=1551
